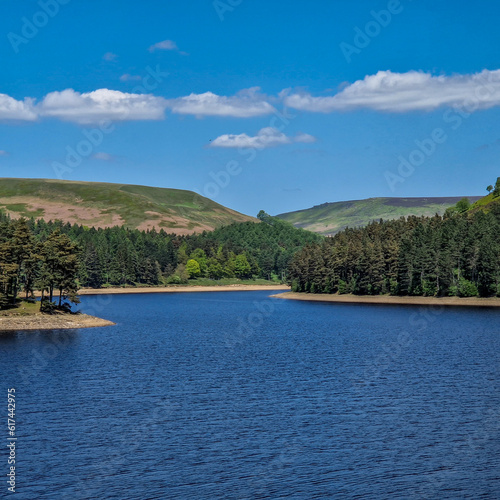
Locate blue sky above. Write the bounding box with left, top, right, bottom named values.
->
left=1, top=0, right=500, bottom=216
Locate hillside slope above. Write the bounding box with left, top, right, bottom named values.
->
left=277, top=196, right=482, bottom=235
left=0, top=178, right=255, bottom=234
left=470, top=192, right=500, bottom=213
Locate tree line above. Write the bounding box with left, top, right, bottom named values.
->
left=288, top=200, right=500, bottom=297
left=0, top=215, right=79, bottom=311
left=0, top=210, right=320, bottom=309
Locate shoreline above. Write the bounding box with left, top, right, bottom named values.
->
left=0, top=313, right=115, bottom=332
left=271, top=292, right=500, bottom=308
left=78, top=284, right=291, bottom=295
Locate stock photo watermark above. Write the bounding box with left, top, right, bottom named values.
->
left=213, top=0, right=243, bottom=21
left=415, top=405, right=500, bottom=499
left=385, top=71, right=499, bottom=191
left=52, top=121, right=115, bottom=179
left=6, top=389, right=16, bottom=494
left=340, top=0, right=410, bottom=63
left=66, top=397, right=177, bottom=500
left=352, top=305, right=443, bottom=388
left=16, top=294, right=113, bottom=384
left=8, top=0, right=71, bottom=54
left=225, top=297, right=277, bottom=349
left=196, top=107, right=296, bottom=203
left=51, top=65, right=168, bottom=180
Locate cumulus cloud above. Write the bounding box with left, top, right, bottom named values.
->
left=210, top=127, right=316, bottom=149
left=285, top=69, right=500, bottom=113
left=92, top=152, right=114, bottom=161
left=38, top=88, right=168, bottom=124
left=149, top=39, right=178, bottom=52
left=167, top=87, right=275, bottom=118
left=0, top=94, right=37, bottom=122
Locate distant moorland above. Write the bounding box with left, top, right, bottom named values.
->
left=288, top=181, right=500, bottom=298
left=0, top=178, right=254, bottom=234
left=277, top=196, right=482, bottom=235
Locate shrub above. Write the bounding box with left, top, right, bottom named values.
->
left=422, top=280, right=437, bottom=297
left=337, top=279, right=348, bottom=294
left=457, top=278, right=478, bottom=297
left=40, top=299, right=56, bottom=314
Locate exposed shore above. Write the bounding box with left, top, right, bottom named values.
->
left=0, top=313, right=115, bottom=332
left=78, top=284, right=291, bottom=295
left=271, top=292, right=500, bottom=308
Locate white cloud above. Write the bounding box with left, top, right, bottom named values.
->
left=0, top=150, right=9, bottom=156
left=167, top=88, right=275, bottom=118
left=285, top=69, right=500, bottom=113
left=103, top=52, right=118, bottom=61
left=38, top=88, right=168, bottom=124
left=119, top=74, right=142, bottom=82
left=0, top=94, right=37, bottom=122
left=210, top=127, right=316, bottom=149
left=92, top=152, right=114, bottom=161
left=294, top=132, right=317, bottom=143
left=149, top=39, right=178, bottom=52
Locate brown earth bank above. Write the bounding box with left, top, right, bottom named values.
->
left=78, top=284, right=291, bottom=295
left=271, top=292, right=500, bottom=308
left=0, top=313, right=115, bottom=332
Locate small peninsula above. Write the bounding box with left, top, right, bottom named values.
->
left=0, top=301, right=114, bottom=332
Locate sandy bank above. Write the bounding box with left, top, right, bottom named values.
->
left=0, top=313, right=115, bottom=332
left=78, top=284, right=291, bottom=295
left=271, top=292, right=500, bottom=308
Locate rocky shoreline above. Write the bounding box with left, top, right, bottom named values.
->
left=271, top=292, right=500, bottom=308
left=78, top=284, right=291, bottom=295
left=0, top=313, right=115, bottom=332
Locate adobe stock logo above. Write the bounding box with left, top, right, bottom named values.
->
left=52, top=122, right=115, bottom=179
left=213, top=0, right=243, bottom=21
left=8, top=0, right=71, bottom=54
left=340, top=0, right=410, bottom=63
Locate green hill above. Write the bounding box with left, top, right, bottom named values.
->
left=470, top=192, right=500, bottom=213
left=277, top=196, right=482, bottom=235
left=0, top=178, right=255, bottom=234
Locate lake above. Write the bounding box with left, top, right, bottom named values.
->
left=1, top=291, right=499, bottom=499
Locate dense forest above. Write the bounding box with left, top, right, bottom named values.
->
left=0, top=210, right=319, bottom=309
left=2, top=178, right=499, bottom=310
left=289, top=193, right=500, bottom=298
left=0, top=215, right=79, bottom=311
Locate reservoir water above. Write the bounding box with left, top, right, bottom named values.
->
left=1, top=291, right=499, bottom=499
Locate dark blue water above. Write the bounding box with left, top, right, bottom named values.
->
left=1, top=291, right=499, bottom=499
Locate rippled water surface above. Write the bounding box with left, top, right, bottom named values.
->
left=1, top=291, right=499, bottom=499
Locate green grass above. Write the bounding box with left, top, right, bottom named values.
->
left=0, top=300, right=40, bottom=316
left=470, top=192, right=500, bottom=212
left=0, top=178, right=255, bottom=232
left=277, top=196, right=482, bottom=235
left=3, top=203, right=44, bottom=218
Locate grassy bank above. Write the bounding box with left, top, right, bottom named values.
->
left=0, top=300, right=40, bottom=317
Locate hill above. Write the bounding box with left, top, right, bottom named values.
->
left=277, top=196, right=482, bottom=235
left=0, top=178, right=255, bottom=234
left=470, top=192, right=500, bottom=213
